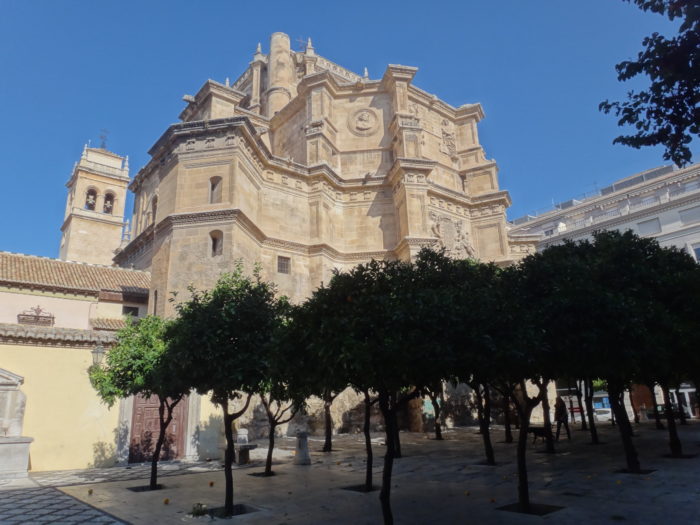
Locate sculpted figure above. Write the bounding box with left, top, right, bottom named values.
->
left=429, top=212, right=442, bottom=240
left=455, top=222, right=477, bottom=259
left=356, top=111, right=373, bottom=131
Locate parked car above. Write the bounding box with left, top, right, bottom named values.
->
left=647, top=404, right=684, bottom=420
left=594, top=408, right=613, bottom=422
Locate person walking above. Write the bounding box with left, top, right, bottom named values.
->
left=555, top=396, right=571, bottom=441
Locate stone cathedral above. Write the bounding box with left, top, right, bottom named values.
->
left=0, top=33, right=540, bottom=472
left=58, top=32, right=534, bottom=311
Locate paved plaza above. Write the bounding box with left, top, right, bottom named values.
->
left=2, top=423, right=700, bottom=524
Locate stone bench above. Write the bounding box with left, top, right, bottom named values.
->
left=234, top=443, right=257, bottom=465
left=233, top=428, right=256, bottom=465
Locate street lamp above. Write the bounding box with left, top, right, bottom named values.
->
left=91, top=344, right=105, bottom=366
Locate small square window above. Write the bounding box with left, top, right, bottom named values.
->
left=122, top=306, right=139, bottom=317
left=679, top=206, right=700, bottom=226
left=637, top=218, right=661, bottom=236
left=277, top=256, right=291, bottom=274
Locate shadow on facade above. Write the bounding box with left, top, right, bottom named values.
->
left=90, top=424, right=128, bottom=468
left=194, top=414, right=224, bottom=461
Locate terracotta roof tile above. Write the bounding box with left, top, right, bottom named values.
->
left=0, top=252, right=150, bottom=296
left=90, top=318, right=127, bottom=331
left=0, top=322, right=116, bottom=346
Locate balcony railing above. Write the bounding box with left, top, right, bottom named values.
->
left=542, top=181, right=700, bottom=238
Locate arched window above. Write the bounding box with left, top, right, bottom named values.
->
left=210, top=176, right=222, bottom=204
left=103, top=193, right=115, bottom=214
left=150, top=196, right=158, bottom=225
left=85, top=189, right=97, bottom=211
left=210, top=230, right=223, bottom=257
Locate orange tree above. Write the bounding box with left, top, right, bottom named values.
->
left=166, top=264, right=286, bottom=516
left=291, top=254, right=452, bottom=525
left=89, top=315, right=189, bottom=491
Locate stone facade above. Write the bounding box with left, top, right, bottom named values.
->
left=115, top=32, right=535, bottom=313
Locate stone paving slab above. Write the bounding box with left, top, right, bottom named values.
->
left=29, top=460, right=225, bottom=488
left=0, top=487, right=125, bottom=524
left=7, top=424, right=700, bottom=523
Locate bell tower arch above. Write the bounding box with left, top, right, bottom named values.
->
left=59, top=145, right=130, bottom=265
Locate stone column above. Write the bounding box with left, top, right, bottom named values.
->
left=266, top=32, right=295, bottom=117
left=389, top=160, right=435, bottom=261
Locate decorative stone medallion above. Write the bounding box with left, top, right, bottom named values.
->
left=348, top=108, right=379, bottom=136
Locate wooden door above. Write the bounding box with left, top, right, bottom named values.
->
left=129, top=395, right=188, bottom=463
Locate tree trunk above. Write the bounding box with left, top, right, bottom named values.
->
left=540, top=382, right=555, bottom=454
left=503, top=395, right=513, bottom=444
left=363, top=391, right=374, bottom=491
left=675, top=388, right=688, bottom=425
left=392, top=412, right=402, bottom=459
left=566, top=386, right=576, bottom=425
left=662, top=384, right=683, bottom=457
left=222, top=406, right=235, bottom=516
left=265, top=423, right=276, bottom=476
left=475, top=385, right=484, bottom=434
left=475, top=385, right=495, bottom=464
left=429, top=393, right=443, bottom=440
left=608, top=384, right=640, bottom=472
left=576, top=381, right=587, bottom=431
left=482, top=386, right=495, bottom=464
left=584, top=379, right=599, bottom=444
left=378, top=393, right=395, bottom=525
left=628, top=389, right=640, bottom=425
left=323, top=395, right=333, bottom=452
left=511, top=390, right=534, bottom=513
left=150, top=401, right=165, bottom=490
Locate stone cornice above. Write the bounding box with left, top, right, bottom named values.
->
left=382, top=64, right=418, bottom=85
left=149, top=208, right=398, bottom=263
left=471, top=189, right=512, bottom=207
left=179, top=79, right=246, bottom=122
left=113, top=223, right=154, bottom=266
left=60, top=208, right=125, bottom=233
left=387, top=157, right=437, bottom=186
left=133, top=116, right=397, bottom=199
left=408, top=85, right=483, bottom=121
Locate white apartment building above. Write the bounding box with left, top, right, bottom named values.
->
left=509, top=163, right=700, bottom=260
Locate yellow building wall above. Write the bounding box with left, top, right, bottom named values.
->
left=0, top=344, right=119, bottom=471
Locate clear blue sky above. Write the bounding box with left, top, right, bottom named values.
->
left=1, top=0, right=695, bottom=258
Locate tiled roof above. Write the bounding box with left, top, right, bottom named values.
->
left=90, top=318, right=127, bottom=331
left=0, top=322, right=116, bottom=347
left=0, top=252, right=150, bottom=296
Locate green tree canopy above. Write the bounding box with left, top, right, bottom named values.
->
left=89, top=315, right=189, bottom=489
left=166, top=262, right=287, bottom=516
left=600, top=0, right=699, bottom=165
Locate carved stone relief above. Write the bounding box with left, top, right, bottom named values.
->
left=348, top=108, right=379, bottom=137
left=440, top=119, right=457, bottom=158
left=429, top=212, right=476, bottom=259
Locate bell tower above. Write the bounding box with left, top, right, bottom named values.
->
left=59, top=145, right=130, bottom=265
